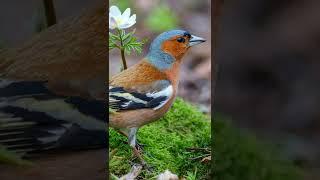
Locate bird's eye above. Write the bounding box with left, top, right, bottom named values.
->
left=184, top=32, right=191, bottom=39
left=177, top=37, right=185, bottom=43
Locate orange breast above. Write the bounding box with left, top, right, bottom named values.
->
left=163, top=61, right=181, bottom=88
left=110, top=60, right=167, bottom=88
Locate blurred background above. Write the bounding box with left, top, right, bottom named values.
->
left=0, top=0, right=104, bottom=46
left=0, top=1, right=107, bottom=179
left=109, top=0, right=212, bottom=114
left=215, top=0, right=320, bottom=179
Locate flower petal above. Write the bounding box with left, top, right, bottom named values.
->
left=109, top=16, right=117, bottom=29
left=128, top=14, right=136, bottom=24
left=118, top=23, right=130, bottom=29
left=121, top=8, right=131, bottom=22
left=109, top=6, right=121, bottom=18
left=119, top=20, right=135, bottom=29
left=120, top=14, right=136, bottom=29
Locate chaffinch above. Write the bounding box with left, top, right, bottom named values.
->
left=109, top=29, right=205, bottom=163
left=0, top=4, right=107, bottom=156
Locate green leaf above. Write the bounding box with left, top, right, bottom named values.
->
left=122, top=33, right=147, bottom=55
left=109, top=39, right=118, bottom=50
left=109, top=28, right=147, bottom=56
left=109, top=32, right=120, bottom=41
left=120, top=29, right=126, bottom=39
left=122, top=29, right=136, bottom=43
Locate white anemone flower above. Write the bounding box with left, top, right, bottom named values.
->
left=109, top=6, right=136, bottom=30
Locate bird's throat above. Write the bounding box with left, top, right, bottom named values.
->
left=146, top=50, right=175, bottom=70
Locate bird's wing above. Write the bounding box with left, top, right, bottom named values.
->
left=109, top=80, right=173, bottom=111
left=0, top=79, right=106, bottom=156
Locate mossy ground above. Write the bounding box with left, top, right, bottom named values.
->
left=0, top=99, right=302, bottom=179
left=109, top=98, right=302, bottom=180
left=109, top=98, right=211, bottom=179
left=213, top=114, right=302, bottom=180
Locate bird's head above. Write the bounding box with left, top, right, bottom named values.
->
left=146, top=29, right=205, bottom=70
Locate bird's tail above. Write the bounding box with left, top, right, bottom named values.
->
left=0, top=79, right=107, bottom=157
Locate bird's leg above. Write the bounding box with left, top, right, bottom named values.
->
left=128, top=127, right=145, bottom=165
left=115, top=128, right=145, bottom=149
left=128, top=128, right=153, bottom=172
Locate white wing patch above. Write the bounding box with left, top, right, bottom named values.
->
left=109, top=80, right=173, bottom=111
left=112, top=92, right=148, bottom=105
left=146, top=85, right=173, bottom=110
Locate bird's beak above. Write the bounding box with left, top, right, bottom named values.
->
left=188, top=35, right=206, bottom=47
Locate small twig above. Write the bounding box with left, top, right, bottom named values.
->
left=186, top=147, right=211, bottom=153
left=201, top=155, right=211, bottom=163
left=189, top=154, right=211, bottom=161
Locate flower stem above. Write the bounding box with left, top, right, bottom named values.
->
left=120, top=48, right=127, bottom=70
left=117, top=29, right=127, bottom=70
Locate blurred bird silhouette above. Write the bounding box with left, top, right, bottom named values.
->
left=109, top=29, right=205, bottom=163
left=0, top=4, right=107, bottom=157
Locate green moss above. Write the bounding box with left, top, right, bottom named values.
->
left=0, top=146, right=31, bottom=166
left=109, top=98, right=211, bottom=179
left=213, top=114, right=302, bottom=180
left=109, top=98, right=302, bottom=179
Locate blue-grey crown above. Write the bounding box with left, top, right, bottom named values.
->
left=146, top=29, right=188, bottom=70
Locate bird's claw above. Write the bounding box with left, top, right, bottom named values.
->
left=135, top=143, right=145, bottom=153
left=142, top=162, right=153, bottom=173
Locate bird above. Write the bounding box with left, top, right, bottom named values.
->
left=0, top=4, right=107, bottom=157
left=109, top=29, right=205, bottom=163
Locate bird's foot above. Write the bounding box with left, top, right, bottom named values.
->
left=131, top=147, right=153, bottom=172
left=143, top=162, right=153, bottom=173
left=135, top=142, right=145, bottom=152
left=132, top=146, right=144, bottom=163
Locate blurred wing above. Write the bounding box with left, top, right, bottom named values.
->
left=109, top=80, right=173, bottom=111
left=0, top=79, right=106, bottom=156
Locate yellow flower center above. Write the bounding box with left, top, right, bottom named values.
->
left=115, top=18, right=123, bottom=25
